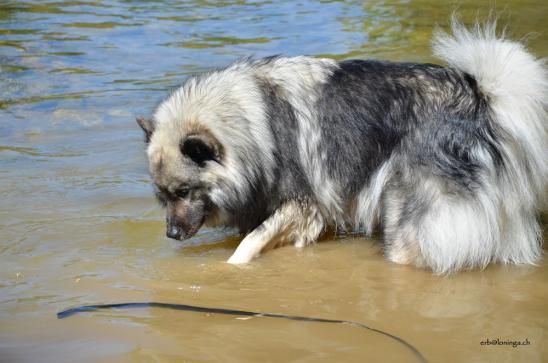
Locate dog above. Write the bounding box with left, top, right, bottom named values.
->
left=137, top=19, right=546, bottom=274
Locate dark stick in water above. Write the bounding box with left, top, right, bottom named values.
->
left=57, top=301, right=428, bottom=363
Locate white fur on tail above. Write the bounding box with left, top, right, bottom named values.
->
left=433, top=18, right=547, bottom=200
left=428, top=18, right=547, bottom=273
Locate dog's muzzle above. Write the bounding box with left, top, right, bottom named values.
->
left=165, top=199, right=207, bottom=240
left=165, top=218, right=204, bottom=240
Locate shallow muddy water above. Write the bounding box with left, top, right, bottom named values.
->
left=1, top=1, right=547, bottom=362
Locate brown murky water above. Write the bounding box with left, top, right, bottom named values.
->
left=1, top=1, right=547, bottom=362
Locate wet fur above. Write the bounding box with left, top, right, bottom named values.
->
left=140, top=20, right=546, bottom=274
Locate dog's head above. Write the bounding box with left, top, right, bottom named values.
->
left=137, top=116, right=225, bottom=240
left=137, top=68, right=275, bottom=240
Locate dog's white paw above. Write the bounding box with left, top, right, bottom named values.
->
left=226, top=253, right=253, bottom=264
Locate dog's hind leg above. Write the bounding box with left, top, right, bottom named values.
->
left=382, top=187, right=426, bottom=268
left=227, top=200, right=325, bottom=264
left=383, top=178, right=504, bottom=274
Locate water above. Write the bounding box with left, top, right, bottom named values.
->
left=1, top=1, right=547, bottom=362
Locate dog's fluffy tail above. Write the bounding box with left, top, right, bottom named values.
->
left=431, top=18, right=546, bottom=268
left=432, top=17, right=547, bottom=204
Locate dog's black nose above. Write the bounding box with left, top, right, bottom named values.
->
left=166, top=225, right=183, bottom=239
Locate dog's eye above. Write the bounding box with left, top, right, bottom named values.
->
left=175, top=188, right=190, bottom=199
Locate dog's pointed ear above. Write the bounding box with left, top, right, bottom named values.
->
left=180, top=132, right=224, bottom=166
left=136, top=116, right=155, bottom=143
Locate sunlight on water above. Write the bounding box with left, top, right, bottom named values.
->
left=0, top=1, right=547, bottom=362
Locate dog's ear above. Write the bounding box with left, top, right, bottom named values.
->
left=180, top=132, right=223, bottom=166
left=136, top=116, right=155, bottom=143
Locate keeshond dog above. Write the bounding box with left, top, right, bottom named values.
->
left=137, top=20, right=546, bottom=274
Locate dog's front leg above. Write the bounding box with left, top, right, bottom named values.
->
left=227, top=200, right=325, bottom=264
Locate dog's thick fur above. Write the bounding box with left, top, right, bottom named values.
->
left=138, top=20, right=547, bottom=274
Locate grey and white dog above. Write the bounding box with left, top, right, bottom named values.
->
left=137, top=20, right=546, bottom=274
